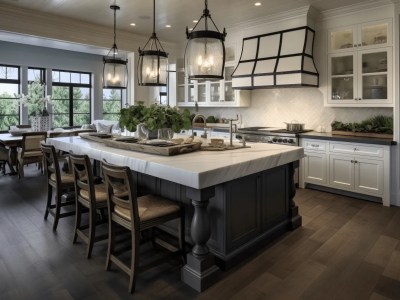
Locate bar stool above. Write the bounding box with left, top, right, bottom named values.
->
left=69, top=153, right=108, bottom=258
left=101, top=161, right=185, bottom=293
left=41, top=144, right=75, bottom=230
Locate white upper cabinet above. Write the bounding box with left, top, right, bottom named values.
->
left=326, top=19, right=393, bottom=107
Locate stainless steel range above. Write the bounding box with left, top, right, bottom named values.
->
left=236, top=127, right=313, bottom=146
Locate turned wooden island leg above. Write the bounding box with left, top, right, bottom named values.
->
left=289, top=160, right=302, bottom=230
left=181, top=186, right=220, bottom=292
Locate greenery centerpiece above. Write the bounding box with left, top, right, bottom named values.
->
left=119, top=103, right=192, bottom=135
left=331, top=115, right=393, bottom=138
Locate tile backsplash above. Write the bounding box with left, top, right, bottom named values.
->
left=191, top=88, right=393, bottom=131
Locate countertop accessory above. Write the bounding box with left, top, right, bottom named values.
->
left=103, top=4, right=128, bottom=89
left=284, top=121, right=305, bottom=132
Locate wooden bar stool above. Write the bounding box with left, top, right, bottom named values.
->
left=41, top=144, right=75, bottom=230
left=101, top=161, right=185, bottom=293
left=18, top=131, right=47, bottom=178
left=69, top=153, right=108, bottom=258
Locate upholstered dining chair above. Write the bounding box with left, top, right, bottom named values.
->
left=69, top=153, right=108, bottom=258
left=41, top=144, right=75, bottom=230
left=101, top=161, right=185, bottom=293
left=18, top=131, right=47, bottom=179
left=0, top=144, right=10, bottom=175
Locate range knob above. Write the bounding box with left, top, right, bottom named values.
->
left=278, top=138, right=282, bottom=143
left=283, top=138, right=288, bottom=143
left=288, top=139, right=295, bottom=144
left=272, top=137, right=278, bottom=143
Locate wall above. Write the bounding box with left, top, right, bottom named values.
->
left=191, top=89, right=393, bottom=130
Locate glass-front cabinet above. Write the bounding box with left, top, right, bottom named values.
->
left=327, top=19, right=392, bottom=107
left=176, top=65, right=250, bottom=107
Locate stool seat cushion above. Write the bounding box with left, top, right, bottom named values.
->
left=80, top=183, right=108, bottom=202
left=114, top=194, right=180, bottom=222
left=50, top=172, right=74, bottom=184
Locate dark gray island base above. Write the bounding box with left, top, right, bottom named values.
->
left=135, top=161, right=301, bottom=291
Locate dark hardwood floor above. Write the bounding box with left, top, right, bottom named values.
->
left=1, top=165, right=400, bottom=299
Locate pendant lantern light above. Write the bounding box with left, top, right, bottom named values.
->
left=185, top=0, right=227, bottom=80
left=138, top=0, right=168, bottom=86
left=103, top=4, right=128, bottom=89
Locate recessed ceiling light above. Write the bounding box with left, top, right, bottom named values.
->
left=254, top=2, right=262, bottom=6
left=193, top=20, right=198, bottom=23
left=130, top=23, right=136, bottom=26
left=165, top=24, right=171, bottom=28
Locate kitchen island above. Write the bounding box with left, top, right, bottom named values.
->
left=46, top=136, right=304, bottom=292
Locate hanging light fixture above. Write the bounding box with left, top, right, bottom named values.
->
left=138, top=0, right=168, bottom=86
left=185, top=0, right=227, bottom=80
left=103, top=4, right=128, bottom=89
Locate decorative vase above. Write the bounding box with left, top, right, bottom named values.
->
left=31, top=116, right=51, bottom=132
left=157, top=128, right=174, bottom=140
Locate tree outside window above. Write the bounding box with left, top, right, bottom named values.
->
left=103, top=88, right=122, bottom=121
left=0, top=65, right=20, bottom=132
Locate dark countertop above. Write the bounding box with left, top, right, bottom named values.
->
left=299, top=131, right=397, bottom=146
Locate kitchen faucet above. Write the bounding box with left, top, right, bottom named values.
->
left=228, top=115, right=239, bottom=147
left=192, top=114, right=208, bottom=138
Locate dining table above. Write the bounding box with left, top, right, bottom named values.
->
left=0, top=129, right=95, bottom=175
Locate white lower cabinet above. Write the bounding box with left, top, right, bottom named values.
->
left=300, top=139, right=390, bottom=206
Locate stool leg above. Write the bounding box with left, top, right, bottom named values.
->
left=73, top=201, right=82, bottom=244
left=105, top=218, right=115, bottom=271
left=44, top=185, right=52, bottom=220
left=53, top=192, right=62, bottom=231
left=128, top=229, right=139, bottom=294
left=86, top=204, right=96, bottom=259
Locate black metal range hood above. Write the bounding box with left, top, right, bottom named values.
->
left=231, top=26, right=319, bottom=90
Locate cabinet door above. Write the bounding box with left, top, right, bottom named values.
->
left=209, top=81, right=221, bottom=103
left=304, top=152, right=327, bottom=185
left=328, top=53, right=357, bottom=103
left=359, top=48, right=391, bottom=104
left=223, top=66, right=235, bottom=102
left=354, top=158, right=383, bottom=196
left=329, top=155, right=354, bottom=191
left=359, top=20, right=391, bottom=48
left=329, top=26, right=356, bottom=52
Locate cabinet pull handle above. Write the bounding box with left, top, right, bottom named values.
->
left=358, top=43, right=362, bottom=47
left=351, top=160, right=354, bottom=163
left=354, top=147, right=358, bottom=151
left=354, top=160, right=358, bottom=164
left=353, top=44, right=357, bottom=47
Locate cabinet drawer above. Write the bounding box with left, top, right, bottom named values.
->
left=329, top=142, right=384, bottom=158
left=303, top=140, right=327, bottom=152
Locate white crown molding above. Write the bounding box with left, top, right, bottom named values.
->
left=318, top=0, right=394, bottom=21
left=0, top=3, right=178, bottom=54
left=232, top=5, right=313, bottom=31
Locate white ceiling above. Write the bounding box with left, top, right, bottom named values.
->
left=0, top=0, right=381, bottom=43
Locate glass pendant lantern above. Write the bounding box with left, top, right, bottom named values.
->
left=185, top=0, right=227, bottom=80
left=138, top=0, right=168, bottom=86
left=103, top=4, right=128, bottom=89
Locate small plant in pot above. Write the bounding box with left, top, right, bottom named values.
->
left=119, top=103, right=192, bottom=138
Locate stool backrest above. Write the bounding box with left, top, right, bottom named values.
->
left=69, top=153, right=96, bottom=205
left=102, top=161, right=139, bottom=229
left=22, top=132, right=47, bottom=154
left=41, top=144, right=61, bottom=184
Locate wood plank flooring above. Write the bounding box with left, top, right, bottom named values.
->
left=1, top=165, right=400, bottom=299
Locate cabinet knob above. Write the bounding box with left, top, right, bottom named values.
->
left=353, top=44, right=357, bottom=47
left=354, top=160, right=358, bottom=164
left=354, top=147, right=358, bottom=151
left=351, top=160, right=354, bottom=163
left=358, top=43, right=362, bottom=47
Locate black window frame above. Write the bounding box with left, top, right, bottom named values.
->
left=51, top=69, right=92, bottom=128
left=0, top=64, right=20, bottom=132
left=102, top=87, right=123, bottom=120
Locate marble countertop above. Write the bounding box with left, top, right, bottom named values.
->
left=299, top=131, right=396, bottom=146
left=47, top=136, right=304, bottom=189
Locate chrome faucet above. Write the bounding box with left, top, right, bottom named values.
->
left=228, top=115, right=239, bottom=147
left=192, top=114, right=207, bottom=138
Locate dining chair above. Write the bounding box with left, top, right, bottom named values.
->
left=0, top=144, right=10, bottom=175
left=17, top=131, right=47, bottom=179
left=69, top=153, right=108, bottom=258
left=41, top=144, right=76, bottom=230
left=102, top=161, right=185, bottom=293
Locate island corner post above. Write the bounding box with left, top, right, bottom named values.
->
left=46, top=136, right=303, bottom=292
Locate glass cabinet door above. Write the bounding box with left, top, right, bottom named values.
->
left=188, top=83, right=195, bottom=103
left=360, top=22, right=388, bottom=47
left=224, top=66, right=235, bottom=102
left=197, top=82, right=206, bottom=103
left=361, top=51, right=388, bottom=100
left=330, top=55, right=355, bottom=100
left=210, top=82, right=220, bottom=102
left=329, top=27, right=355, bottom=51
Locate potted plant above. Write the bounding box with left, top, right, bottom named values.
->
left=119, top=103, right=192, bottom=137
left=331, top=115, right=393, bottom=138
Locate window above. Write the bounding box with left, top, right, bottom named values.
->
left=52, top=70, right=91, bottom=128
left=27, top=67, right=46, bottom=117
left=0, top=65, right=20, bottom=132
left=103, top=88, right=122, bottom=121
